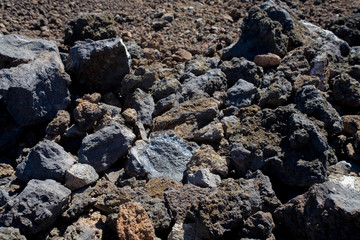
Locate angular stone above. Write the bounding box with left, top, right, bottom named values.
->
left=187, top=168, right=221, bottom=188
left=65, top=163, right=99, bottom=190
left=225, top=79, right=257, bottom=108
left=0, top=51, right=71, bottom=126
left=0, top=179, right=71, bottom=234
left=259, top=73, right=292, bottom=107
left=116, top=202, right=156, bottom=240
left=145, top=177, right=183, bottom=201
left=122, top=108, right=137, bottom=124
left=15, top=140, right=76, bottom=182
left=242, top=211, right=275, bottom=239
left=0, top=34, right=58, bottom=69
left=153, top=93, right=183, bottom=117
left=193, top=122, right=224, bottom=143
left=73, top=100, right=104, bottom=131
left=126, top=131, right=198, bottom=182
left=124, top=88, right=154, bottom=126
left=152, top=78, right=182, bottom=101
left=78, top=122, right=135, bottom=172
left=254, top=53, right=281, bottom=67
left=45, top=110, right=71, bottom=140
left=66, top=38, right=130, bottom=93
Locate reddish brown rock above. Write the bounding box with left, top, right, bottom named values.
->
left=254, top=53, right=281, bottom=67
left=73, top=100, right=104, bottom=131
left=122, top=108, right=138, bottom=124
left=116, top=202, right=156, bottom=240
left=0, top=163, right=14, bottom=178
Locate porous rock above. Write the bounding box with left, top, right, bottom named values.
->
left=73, top=100, right=104, bottom=131
left=145, top=177, right=183, bottom=201
left=78, top=122, right=135, bottom=172
left=225, top=79, right=257, bottom=108
left=241, top=211, right=275, bottom=239
left=15, top=140, right=76, bottom=182
left=66, top=38, right=131, bottom=93
left=0, top=227, right=26, bottom=240
left=45, top=110, right=71, bottom=140
left=331, top=73, right=360, bottom=108
left=0, top=179, right=71, bottom=234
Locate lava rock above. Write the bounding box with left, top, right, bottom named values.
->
left=126, top=131, right=198, bottom=182
left=327, top=16, right=360, bottom=47
left=241, top=211, right=275, bottom=239
left=0, top=227, right=26, bottom=240
left=65, top=163, right=99, bottom=190
left=151, top=78, right=182, bottom=101
left=73, top=100, right=105, bottom=131
left=193, top=122, right=224, bottom=143
left=78, top=122, right=135, bottom=172
left=153, top=93, right=183, bottom=117
left=15, top=140, right=76, bottom=182
left=0, top=51, right=71, bottom=126
left=0, top=179, right=71, bottom=235
left=225, top=79, right=258, bottom=108
left=187, top=168, right=221, bottom=188
left=331, top=73, right=360, bottom=108
left=259, top=73, right=292, bottom=107
left=274, top=181, right=360, bottom=240
left=65, top=38, right=131, bottom=93
left=145, top=177, right=183, bottom=201
left=45, top=110, right=71, bottom=140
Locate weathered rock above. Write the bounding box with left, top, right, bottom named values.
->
left=122, top=108, right=137, bottom=124
left=296, top=85, right=343, bottom=135
left=94, top=103, right=124, bottom=131
left=185, top=56, right=211, bottom=76
left=62, top=187, right=97, bottom=220
left=153, top=93, right=183, bottom=117
left=187, top=168, right=221, bottom=188
left=116, top=202, right=156, bottom=240
left=326, top=16, right=360, bottom=47
left=0, top=34, right=58, bottom=69
left=331, top=73, right=360, bottom=107
left=254, top=53, right=281, bottom=67
left=15, top=140, right=76, bottom=182
left=124, top=88, right=154, bottom=126
left=151, top=78, right=182, bottom=101
left=277, top=48, right=310, bottom=80
left=65, top=163, right=99, bottom=190
left=78, top=122, right=135, bottom=172
left=64, top=13, right=117, bottom=46
left=181, top=69, right=227, bottom=100
left=220, top=57, right=263, bottom=87
left=73, top=100, right=104, bottom=131
left=293, top=74, right=323, bottom=91
left=196, top=171, right=280, bottom=239
left=223, top=6, right=288, bottom=60
left=167, top=222, right=199, bottom=240
left=230, top=105, right=336, bottom=186
left=152, top=97, right=220, bottom=138
left=125, top=41, right=144, bottom=60
left=145, top=177, right=183, bottom=201
left=259, top=73, right=292, bottom=107
left=0, top=51, right=71, bottom=126
left=186, top=144, right=228, bottom=178
left=0, top=227, right=26, bottom=240
left=126, top=131, right=198, bottom=182
left=65, top=38, right=130, bottom=93
left=0, top=179, right=71, bottom=234
left=45, top=110, right=71, bottom=140
left=342, top=115, right=360, bottom=162
left=225, top=79, right=257, bottom=108
left=164, top=184, right=211, bottom=223
left=0, top=163, right=14, bottom=178
left=121, top=70, right=157, bottom=96
left=328, top=161, right=360, bottom=192
left=274, top=181, right=360, bottom=240
left=241, top=211, right=275, bottom=239
left=193, top=122, right=224, bottom=143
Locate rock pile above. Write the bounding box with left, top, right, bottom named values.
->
left=0, top=1, right=360, bottom=240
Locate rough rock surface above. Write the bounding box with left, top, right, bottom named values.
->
left=66, top=38, right=131, bottom=93
left=116, top=202, right=156, bottom=240
left=15, top=140, right=76, bottom=182
left=0, top=227, right=27, bottom=240
left=0, top=179, right=71, bottom=234
left=65, top=163, right=99, bottom=190
left=78, top=122, right=135, bottom=172
left=126, top=131, right=198, bottom=182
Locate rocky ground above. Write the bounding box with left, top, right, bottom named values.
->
left=0, top=0, right=360, bottom=239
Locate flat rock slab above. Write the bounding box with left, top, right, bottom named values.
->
left=126, top=130, right=198, bottom=182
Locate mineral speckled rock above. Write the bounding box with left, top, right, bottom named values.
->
left=126, top=131, right=198, bottom=182
left=65, top=163, right=99, bottom=190
left=0, top=179, right=71, bottom=235
left=78, top=122, right=135, bottom=172
left=65, top=38, right=131, bottom=93
left=15, top=140, right=76, bottom=182
left=0, top=227, right=27, bottom=240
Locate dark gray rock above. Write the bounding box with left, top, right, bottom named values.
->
left=0, top=179, right=71, bottom=235
left=193, top=122, right=224, bottom=143
left=153, top=93, right=183, bottom=117
left=121, top=70, right=156, bottom=97
left=0, top=51, right=71, bottom=126
left=196, top=171, right=280, bottom=239
left=326, top=16, right=360, bottom=47
left=124, top=88, right=155, bottom=126
left=296, top=85, right=343, bottom=135
left=0, top=34, right=58, bottom=69
left=15, top=140, right=76, bottom=182
left=331, top=73, right=360, bottom=107
left=125, top=41, right=144, bottom=59
left=0, top=227, right=27, bottom=240
left=259, top=73, right=292, bottom=107
left=181, top=69, right=227, bottom=101
left=126, top=131, right=198, bottom=182
left=223, top=6, right=288, bottom=60
left=65, top=38, right=130, bottom=93
left=274, top=181, right=360, bottom=240
left=277, top=48, right=310, bottom=80
left=241, top=211, right=275, bottom=239
left=185, top=56, right=211, bottom=76
left=64, top=13, right=117, bottom=46
left=78, top=122, right=135, bottom=172
left=225, top=79, right=257, bottom=108
left=151, top=78, right=182, bottom=101
left=220, top=57, right=263, bottom=87
left=349, top=47, right=360, bottom=65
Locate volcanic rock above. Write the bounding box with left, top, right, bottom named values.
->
left=65, top=163, right=99, bottom=190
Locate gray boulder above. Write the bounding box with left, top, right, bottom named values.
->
left=78, top=122, right=135, bottom=172
left=0, top=34, right=58, bottom=69
left=0, top=51, right=71, bottom=126
left=274, top=181, right=360, bottom=240
left=187, top=168, right=221, bottom=188
left=66, top=38, right=131, bottom=93
left=126, top=131, right=198, bottom=182
left=65, top=163, right=99, bottom=190
left=15, top=140, right=76, bottom=182
left=0, top=179, right=71, bottom=235
left=225, top=79, right=257, bottom=108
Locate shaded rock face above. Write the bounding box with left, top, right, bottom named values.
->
left=230, top=105, right=336, bottom=187
left=331, top=73, right=360, bottom=108
left=0, top=179, right=71, bottom=235
left=274, top=181, right=360, bottom=240
left=78, top=122, right=136, bottom=172
left=0, top=51, right=71, bottom=126
left=66, top=38, right=131, bottom=93
left=126, top=131, right=198, bottom=182
left=64, top=13, right=117, bottom=46
left=326, top=16, right=360, bottom=47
